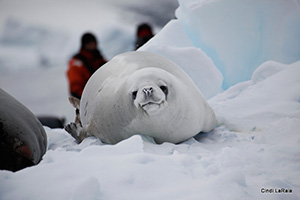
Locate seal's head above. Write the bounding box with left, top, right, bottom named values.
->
left=127, top=68, right=172, bottom=115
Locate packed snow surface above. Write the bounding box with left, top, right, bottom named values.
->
left=1, top=60, right=299, bottom=200
left=1, top=0, right=300, bottom=199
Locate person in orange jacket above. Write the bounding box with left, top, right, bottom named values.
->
left=67, top=32, right=107, bottom=99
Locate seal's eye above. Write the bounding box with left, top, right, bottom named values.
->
left=160, top=85, right=168, bottom=96
left=132, top=91, right=138, bottom=100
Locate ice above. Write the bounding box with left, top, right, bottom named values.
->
left=0, top=18, right=70, bottom=72
left=140, top=0, right=300, bottom=93
left=176, top=0, right=300, bottom=89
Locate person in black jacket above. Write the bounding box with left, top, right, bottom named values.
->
left=135, top=23, right=154, bottom=50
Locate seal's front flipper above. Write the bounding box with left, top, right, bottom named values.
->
left=65, top=123, right=91, bottom=143
left=65, top=122, right=81, bottom=142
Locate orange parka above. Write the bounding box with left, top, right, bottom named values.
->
left=67, top=49, right=106, bottom=99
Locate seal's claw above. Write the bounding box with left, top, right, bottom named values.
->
left=65, top=122, right=82, bottom=142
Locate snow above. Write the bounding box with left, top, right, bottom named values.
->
left=1, top=0, right=300, bottom=199
left=175, top=0, right=300, bottom=89
left=210, top=60, right=300, bottom=132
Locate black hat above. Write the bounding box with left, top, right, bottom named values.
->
left=81, top=32, right=97, bottom=48
left=136, top=23, right=153, bottom=36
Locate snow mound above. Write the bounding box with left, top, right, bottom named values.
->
left=210, top=60, right=300, bottom=132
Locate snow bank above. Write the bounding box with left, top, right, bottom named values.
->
left=143, top=0, right=300, bottom=89
left=177, top=0, right=300, bottom=89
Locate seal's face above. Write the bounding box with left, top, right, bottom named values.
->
left=127, top=68, right=171, bottom=115
left=132, top=82, right=168, bottom=114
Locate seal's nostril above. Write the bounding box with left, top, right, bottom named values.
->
left=143, top=87, right=153, bottom=97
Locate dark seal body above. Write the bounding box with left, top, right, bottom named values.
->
left=0, top=88, right=47, bottom=171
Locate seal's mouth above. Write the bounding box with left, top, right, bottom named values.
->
left=141, top=102, right=159, bottom=107
left=140, top=100, right=165, bottom=113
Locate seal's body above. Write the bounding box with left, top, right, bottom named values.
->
left=66, top=51, right=215, bottom=144
left=0, top=89, right=47, bottom=171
